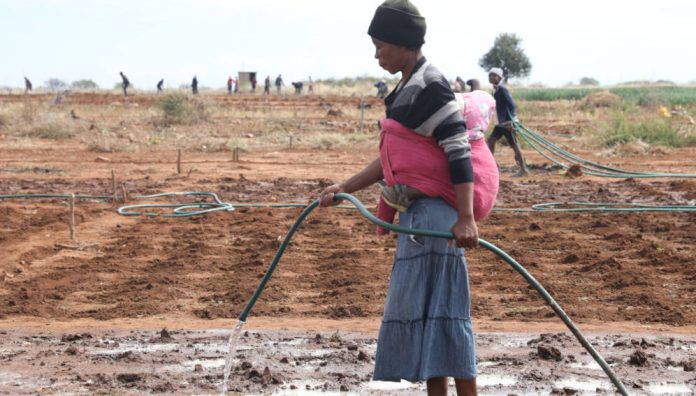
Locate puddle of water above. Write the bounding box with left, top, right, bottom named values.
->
left=477, top=374, right=516, bottom=387
left=554, top=377, right=611, bottom=392
left=0, top=371, right=29, bottom=387
left=647, top=382, right=693, bottom=395
left=366, top=379, right=419, bottom=390
left=181, top=357, right=225, bottom=370
left=568, top=360, right=602, bottom=370
left=273, top=381, right=343, bottom=395
left=89, top=342, right=178, bottom=355
left=499, top=335, right=534, bottom=348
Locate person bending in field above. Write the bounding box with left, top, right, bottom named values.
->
left=120, top=72, right=130, bottom=97
left=486, top=67, right=529, bottom=176
left=24, top=77, right=33, bottom=94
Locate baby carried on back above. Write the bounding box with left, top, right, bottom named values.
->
left=376, top=90, right=499, bottom=234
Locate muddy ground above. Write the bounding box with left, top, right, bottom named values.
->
left=0, top=325, right=694, bottom=395
left=0, top=93, right=695, bottom=394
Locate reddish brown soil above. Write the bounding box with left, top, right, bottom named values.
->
left=1, top=155, right=694, bottom=327
left=1, top=93, right=695, bottom=393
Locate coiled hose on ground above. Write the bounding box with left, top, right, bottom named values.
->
left=512, top=119, right=696, bottom=179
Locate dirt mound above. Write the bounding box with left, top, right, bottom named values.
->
left=582, top=91, right=621, bottom=107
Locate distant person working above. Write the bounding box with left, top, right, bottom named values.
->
left=24, top=77, right=33, bottom=94
left=119, top=72, right=130, bottom=96
left=192, top=76, right=198, bottom=95
left=157, top=79, right=164, bottom=93
left=373, top=80, right=388, bottom=98
left=486, top=67, right=529, bottom=176
left=292, top=81, right=303, bottom=95
left=275, top=74, right=284, bottom=95
left=264, top=76, right=271, bottom=95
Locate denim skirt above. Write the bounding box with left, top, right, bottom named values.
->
left=373, top=197, right=477, bottom=382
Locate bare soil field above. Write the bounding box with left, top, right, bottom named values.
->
left=0, top=92, right=695, bottom=394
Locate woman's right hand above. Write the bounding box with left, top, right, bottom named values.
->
left=319, top=183, right=345, bottom=207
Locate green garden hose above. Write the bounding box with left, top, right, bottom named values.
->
left=114, top=192, right=693, bottom=216
left=235, top=193, right=629, bottom=395
left=531, top=201, right=696, bottom=212
left=7, top=191, right=688, bottom=392
left=512, top=119, right=696, bottom=178
left=117, top=192, right=235, bottom=217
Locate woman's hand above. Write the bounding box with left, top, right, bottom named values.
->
left=450, top=215, right=478, bottom=249
left=319, top=183, right=346, bottom=207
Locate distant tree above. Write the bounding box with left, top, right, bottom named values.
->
left=479, top=33, right=532, bottom=82
left=579, top=77, right=600, bottom=86
left=45, top=78, right=68, bottom=91
left=71, top=79, right=99, bottom=90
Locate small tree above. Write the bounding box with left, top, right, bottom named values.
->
left=72, top=79, right=99, bottom=90
left=45, top=78, right=68, bottom=91
left=479, top=33, right=532, bottom=82
left=579, top=77, right=600, bottom=86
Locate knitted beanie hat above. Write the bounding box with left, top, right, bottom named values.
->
left=368, top=0, right=426, bottom=48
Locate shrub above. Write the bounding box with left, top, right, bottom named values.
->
left=71, top=79, right=99, bottom=90
left=44, top=78, right=68, bottom=91
left=159, top=93, right=191, bottom=125
left=579, top=77, right=600, bottom=86
left=599, top=114, right=696, bottom=148
left=22, top=122, right=75, bottom=139
left=20, top=103, right=38, bottom=123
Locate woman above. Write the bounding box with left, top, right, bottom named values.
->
left=319, top=1, right=478, bottom=395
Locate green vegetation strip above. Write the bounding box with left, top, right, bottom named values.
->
left=514, top=86, right=696, bottom=105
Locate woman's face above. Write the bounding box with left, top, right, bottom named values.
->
left=488, top=73, right=502, bottom=85
left=372, top=38, right=408, bottom=75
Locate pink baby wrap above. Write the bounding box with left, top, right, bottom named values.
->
left=455, top=91, right=496, bottom=141
left=376, top=118, right=499, bottom=234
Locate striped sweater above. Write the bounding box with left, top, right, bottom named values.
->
left=384, top=57, right=474, bottom=184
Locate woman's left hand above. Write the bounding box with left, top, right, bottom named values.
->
left=450, top=215, right=478, bottom=249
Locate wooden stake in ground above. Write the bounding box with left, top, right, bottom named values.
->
left=359, top=96, right=365, bottom=133
left=69, top=193, right=76, bottom=241
left=177, top=149, right=182, bottom=174
left=233, top=147, right=240, bottom=162
left=121, top=184, right=128, bottom=203
left=111, top=170, right=117, bottom=202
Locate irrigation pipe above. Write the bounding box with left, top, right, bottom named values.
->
left=512, top=118, right=696, bottom=179
left=0, top=193, right=114, bottom=201
left=114, top=191, right=694, bottom=216
left=232, top=193, right=629, bottom=395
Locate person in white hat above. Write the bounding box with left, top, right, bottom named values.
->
left=487, top=67, right=529, bottom=176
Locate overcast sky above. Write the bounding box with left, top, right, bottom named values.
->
left=1, top=0, right=695, bottom=90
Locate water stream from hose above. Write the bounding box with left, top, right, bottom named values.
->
left=220, top=319, right=246, bottom=395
